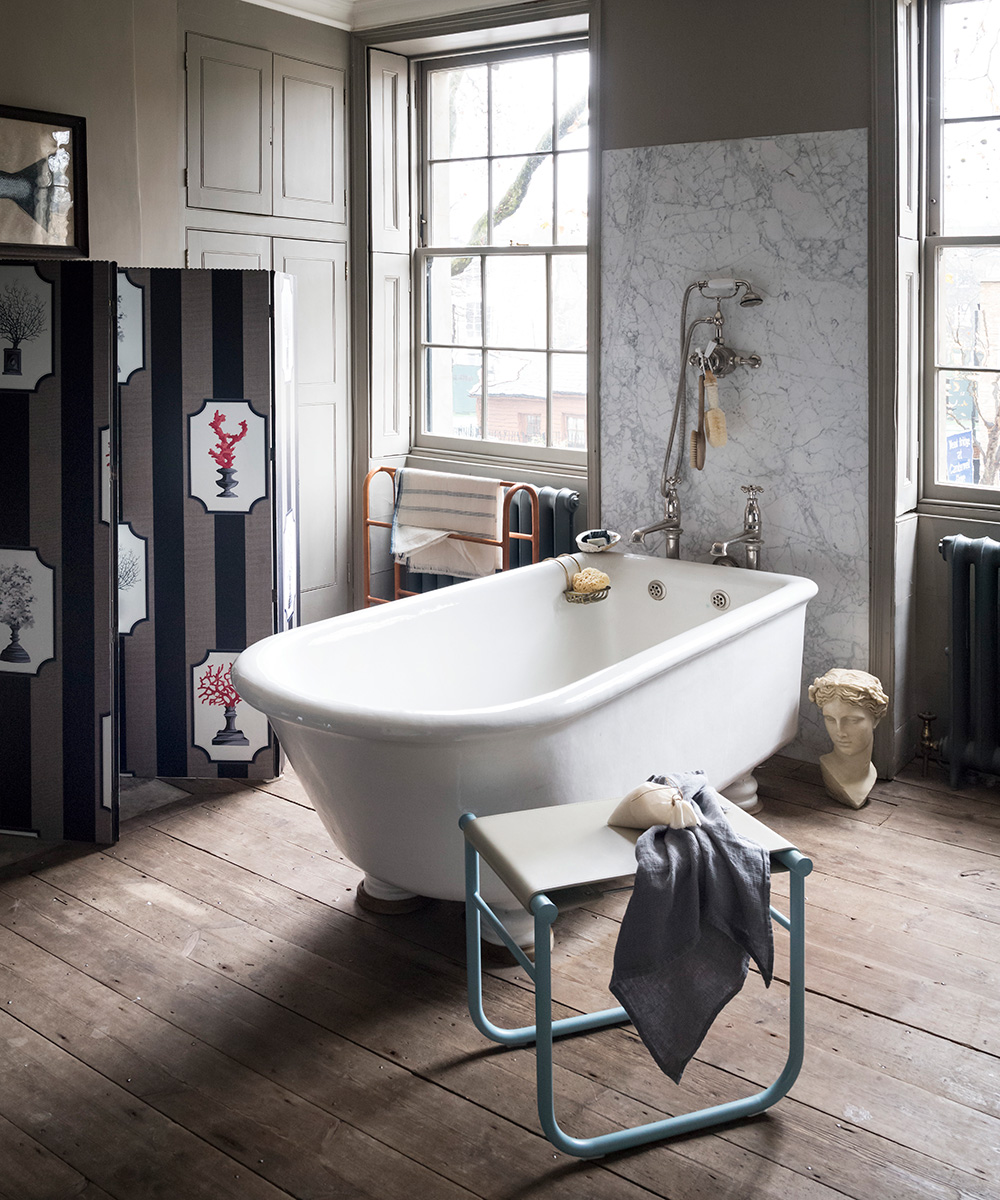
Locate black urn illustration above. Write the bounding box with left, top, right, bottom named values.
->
left=0, top=278, right=47, bottom=377
left=0, top=562, right=35, bottom=664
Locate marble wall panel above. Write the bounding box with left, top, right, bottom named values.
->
left=600, top=128, right=869, bottom=757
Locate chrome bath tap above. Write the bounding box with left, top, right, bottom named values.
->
left=630, top=477, right=682, bottom=559
left=710, top=484, right=764, bottom=570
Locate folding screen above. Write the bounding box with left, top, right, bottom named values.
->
left=0, top=260, right=116, bottom=843
left=117, top=267, right=283, bottom=781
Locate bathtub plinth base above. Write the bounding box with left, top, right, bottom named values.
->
left=720, top=772, right=762, bottom=813
left=356, top=876, right=430, bottom=914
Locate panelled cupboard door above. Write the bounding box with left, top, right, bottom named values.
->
left=186, top=34, right=273, bottom=216
left=187, top=229, right=273, bottom=269
left=273, top=239, right=352, bottom=619
left=273, top=57, right=346, bottom=226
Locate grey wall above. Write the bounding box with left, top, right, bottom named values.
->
left=1, top=0, right=144, bottom=263
left=1, top=0, right=349, bottom=266
left=600, top=0, right=871, bottom=151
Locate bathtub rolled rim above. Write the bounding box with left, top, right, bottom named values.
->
left=233, top=561, right=818, bottom=742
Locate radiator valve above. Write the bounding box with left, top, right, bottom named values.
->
left=918, top=712, right=940, bottom=777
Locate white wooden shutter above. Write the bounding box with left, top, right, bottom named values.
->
left=369, top=49, right=410, bottom=255
left=368, top=49, right=412, bottom=460
left=896, top=237, right=920, bottom=515
left=370, top=252, right=411, bottom=459
left=897, top=0, right=920, bottom=241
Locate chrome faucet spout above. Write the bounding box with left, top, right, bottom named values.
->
left=630, top=516, right=679, bottom=544
left=631, top=478, right=682, bottom=558
left=710, top=529, right=758, bottom=558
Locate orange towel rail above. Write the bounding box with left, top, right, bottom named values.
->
left=362, top=466, right=540, bottom=606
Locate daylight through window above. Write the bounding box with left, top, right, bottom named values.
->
left=416, top=42, right=589, bottom=459
left=929, top=0, right=1000, bottom=493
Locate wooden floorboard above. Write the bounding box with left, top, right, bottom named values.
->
left=1, top=758, right=999, bottom=1198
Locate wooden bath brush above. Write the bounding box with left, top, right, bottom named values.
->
left=703, top=367, right=727, bottom=447
left=690, top=373, right=706, bottom=470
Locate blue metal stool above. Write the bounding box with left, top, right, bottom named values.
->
left=460, top=797, right=812, bottom=1158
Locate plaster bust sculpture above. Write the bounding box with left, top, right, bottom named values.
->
left=807, top=668, right=889, bottom=809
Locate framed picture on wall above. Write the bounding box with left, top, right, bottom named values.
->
left=0, top=105, right=88, bottom=257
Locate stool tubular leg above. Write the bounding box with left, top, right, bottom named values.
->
left=463, top=832, right=540, bottom=1046
left=462, top=837, right=627, bottom=1047
left=528, top=873, right=809, bottom=1159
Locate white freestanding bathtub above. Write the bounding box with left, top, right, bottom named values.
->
left=233, top=553, right=816, bottom=912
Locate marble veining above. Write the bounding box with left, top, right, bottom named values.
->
left=600, top=129, right=869, bottom=757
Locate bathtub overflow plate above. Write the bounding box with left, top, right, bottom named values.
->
left=710, top=590, right=731, bottom=611
left=648, top=580, right=666, bottom=601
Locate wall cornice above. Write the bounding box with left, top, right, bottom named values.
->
left=240, top=0, right=530, bottom=30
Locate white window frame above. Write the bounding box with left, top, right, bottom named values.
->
left=412, top=37, right=590, bottom=468
left=921, top=0, right=1000, bottom=508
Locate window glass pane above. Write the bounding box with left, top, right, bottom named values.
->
left=941, top=0, right=1000, bottom=119
left=485, top=350, right=547, bottom=445
left=485, top=256, right=546, bottom=348
left=419, top=46, right=589, bottom=458
left=490, top=56, right=554, bottom=157
left=936, top=369, right=1000, bottom=487
left=937, top=245, right=1000, bottom=368
left=551, top=353, right=588, bottom=449
left=426, top=346, right=482, bottom=438
left=557, top=51, right=590, bottom=148
left=551, top=255, right=587, bottom=350
left=426, top=256, right=482, bottom=346
left=429, top=65, right=488, bottom=159
left=556, top=151, right=588, bottom=244
left=941, top=120, right=1000, bottom=234
left=491, top=156, right=553, bottom=244
left=429, top=160, right=489, bottom=246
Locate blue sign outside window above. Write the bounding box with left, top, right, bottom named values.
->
left=946, top=430, right=974, bottom=483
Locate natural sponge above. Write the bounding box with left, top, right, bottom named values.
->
left=571, top=566, right=610, bottom=593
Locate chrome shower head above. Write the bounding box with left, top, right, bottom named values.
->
left=698, top=278, right=764, bottom=306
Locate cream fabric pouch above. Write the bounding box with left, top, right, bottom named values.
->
left=607, top=780, right=702, bottom=830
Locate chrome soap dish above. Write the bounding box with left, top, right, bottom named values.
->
left=553, top=554, right=611, bottom=604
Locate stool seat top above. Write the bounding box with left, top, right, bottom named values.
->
left=464, top=796, right=797, bottom=911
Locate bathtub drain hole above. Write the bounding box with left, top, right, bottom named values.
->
left=710, top=590, right=731, bottom=611
left=648, top=580, right=666, bottom=601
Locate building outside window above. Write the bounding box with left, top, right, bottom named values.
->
left=926, top=0, right=1000, bottom=498
left=415, top=40, right=589, bottom=464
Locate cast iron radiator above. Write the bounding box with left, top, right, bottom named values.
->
left=400, top=486, right=581, bottom=594
left=939, top=534, right=1000, bottom=787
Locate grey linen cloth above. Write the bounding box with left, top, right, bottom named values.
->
left=609, top=771, right=773, bottom=1083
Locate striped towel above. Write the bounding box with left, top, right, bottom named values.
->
left=390, top=468, right=503, bottom=579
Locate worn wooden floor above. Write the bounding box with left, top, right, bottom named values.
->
left=1, top=757, right=999, bottom=1199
